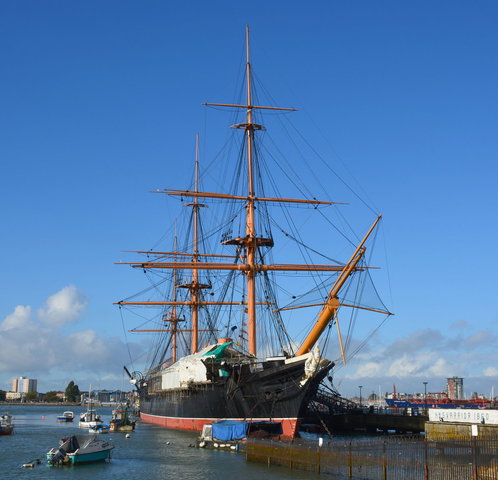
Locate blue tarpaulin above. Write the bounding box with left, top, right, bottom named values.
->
left=211, top=421, right=248, bottom=441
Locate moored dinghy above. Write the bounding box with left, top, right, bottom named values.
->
left=197, top=420, right=282, bottom=450
left=47, top=435, right=114, bottom=465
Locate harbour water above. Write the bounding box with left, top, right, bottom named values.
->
left=1, top=405, right=319, bottom=480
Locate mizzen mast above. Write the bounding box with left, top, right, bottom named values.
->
left=168, top=232, right=181, bottom=363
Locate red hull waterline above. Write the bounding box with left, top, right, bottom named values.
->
left=140, top=412, right=300, bottom=439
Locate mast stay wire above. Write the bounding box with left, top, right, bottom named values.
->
left=248, top=78, right=362, bottom=251
left=254, top=142, right=339, bottom=302
left=251, top=67, right=379, bottom=218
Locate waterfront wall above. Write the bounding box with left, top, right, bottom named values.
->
left=246, top=436, right=498, bottom=479
left=426, top=421, right=498, bottom=440
left=428, top=408, right=498, bottom=425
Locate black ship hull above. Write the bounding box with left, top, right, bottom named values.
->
left=138, top=356, right=331, bottom=438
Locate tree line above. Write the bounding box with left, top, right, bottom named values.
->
left=0, top=381, right=81, bottom=402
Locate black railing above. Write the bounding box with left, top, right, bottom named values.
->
left=246, top=435, right=498, bottom=479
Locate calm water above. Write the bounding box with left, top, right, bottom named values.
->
left=0, top=405, right=319, bottom=480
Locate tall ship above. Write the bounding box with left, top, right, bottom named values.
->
left=116, top=27, right=391, bottom=438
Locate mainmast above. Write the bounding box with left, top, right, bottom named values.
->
left=244, top=26, right=257, bottom=356
left=203, top=25, right=296, bottom=357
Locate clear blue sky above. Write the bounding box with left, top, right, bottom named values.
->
left=1, top=1, right=497, bottom=398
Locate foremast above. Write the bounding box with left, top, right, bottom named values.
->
left=115, top=135, right=213, bottom=360
left=177, top=134, right=210, bottom=355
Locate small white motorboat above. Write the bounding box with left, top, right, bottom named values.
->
left=79, top=408, right=103, bottom=428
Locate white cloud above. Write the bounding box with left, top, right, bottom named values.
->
left=37, top=285, right=88, bottom=327
left=334, top=325, right=498, bottom=396
left=0, top=306, right=52, bottom=372
left=427, top=358, right=451, bottom=377
left=352, top=361, right=382, bottom=378
left=0, top=305, right=32, bottom=331
left=0, top=286, right=144, bottom=391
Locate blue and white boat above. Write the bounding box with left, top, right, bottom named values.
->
left=47, top=435, right=114, bottom=465
left=88, top=423, right=110, bottom=434
left=57, top=411, right=74, bottom=422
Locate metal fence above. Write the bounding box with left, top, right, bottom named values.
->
left=246, top=435, right=498, bottom=479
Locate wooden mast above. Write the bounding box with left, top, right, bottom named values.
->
left=170, top=232, right=179, bottom=363
left=174, top=134, right=212, bottom=355
left=190, top=134, right=201, bottom=354
left=244, top=25, right=257, bottom=356
left=202, top=26, right=297, bottom=357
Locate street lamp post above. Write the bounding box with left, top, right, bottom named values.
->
left=423, top=381, right=428, bottom=414
left=359, top=385, right=363, bottom=408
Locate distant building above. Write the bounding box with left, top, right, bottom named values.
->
left=447, top=376, right=463, bottom=400
left=6, top=392, right=22, bottom=400
left=11, top=376, right=37, bottom=394
left=81, top=390, right=130, bottom=404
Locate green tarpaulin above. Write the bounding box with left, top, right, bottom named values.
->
left=203, top=342, right=232, bottom=359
